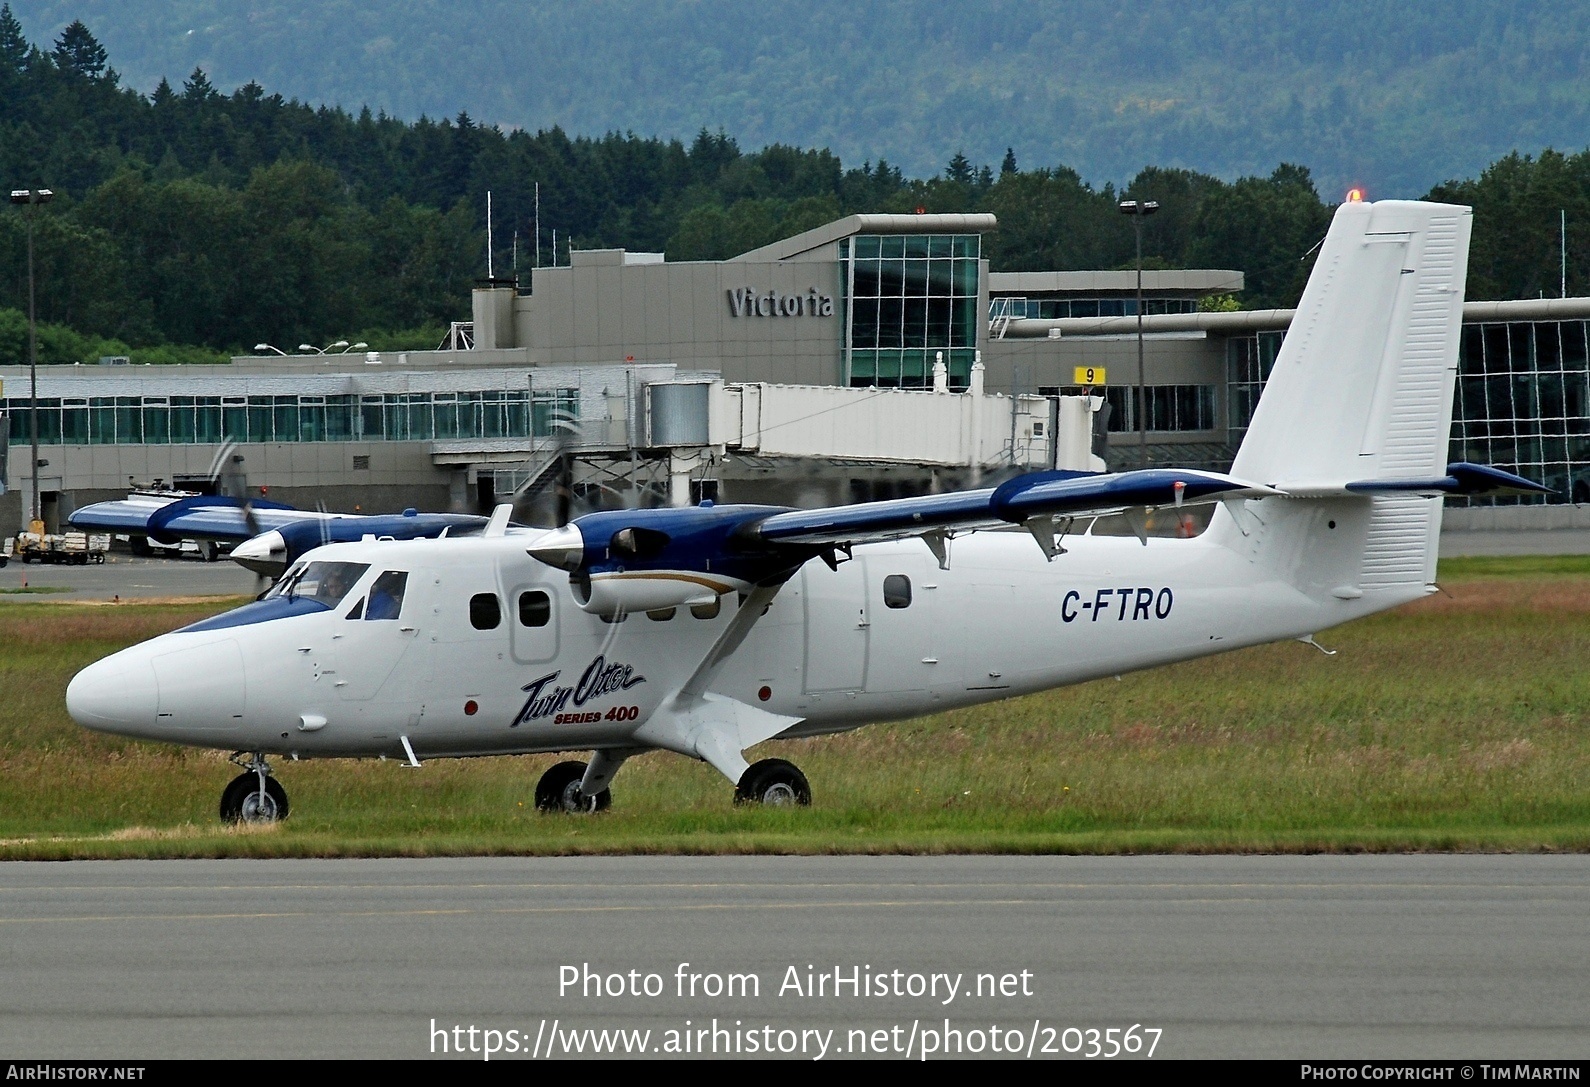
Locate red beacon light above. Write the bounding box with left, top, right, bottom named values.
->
left=1346, top=188, right=1366, bottom=203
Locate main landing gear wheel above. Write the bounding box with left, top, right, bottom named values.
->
left=220, top=771, right=289, bottom=824
left=534, top=760, right=612, bottom=813
left=734, top=758, right=812, bottom=807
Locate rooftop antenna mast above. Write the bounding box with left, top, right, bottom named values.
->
left=486, top=189, right=494, bottom=278
left=1562, top=209, right=1568, bottom=298
left=534, top=182, right=541, bottom=269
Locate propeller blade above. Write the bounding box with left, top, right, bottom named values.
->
left=210, top=440, right=262, bottom=538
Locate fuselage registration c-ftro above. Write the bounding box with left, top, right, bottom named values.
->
left=66, top=200, right=1546, bottom=821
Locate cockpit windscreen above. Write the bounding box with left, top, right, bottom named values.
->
left=267, top=561, right=371, bottom=606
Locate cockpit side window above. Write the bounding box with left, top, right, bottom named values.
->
left=268, top=561, right=371, bottom=607
left=365, top=571, right=409, bottom=620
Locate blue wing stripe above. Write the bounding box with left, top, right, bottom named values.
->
left=754, top=488, right=999, bottom=543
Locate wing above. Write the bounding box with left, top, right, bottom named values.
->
left=751, top=467, right=1280, bottom=547
left=69, top=495, right=317, bottom=543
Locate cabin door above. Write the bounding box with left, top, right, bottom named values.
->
left=801, top=559, right=869, bottom=692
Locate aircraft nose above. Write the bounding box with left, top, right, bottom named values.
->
left=232, top=530, right=286, bottom=576
left=66, top=651, right=159, bottom=736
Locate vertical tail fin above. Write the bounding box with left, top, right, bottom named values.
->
left=1223, top=200, right=1472, bottom=603
left=1231, top=200, right=1472, bottom=488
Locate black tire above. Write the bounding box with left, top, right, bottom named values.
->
left=734, top=758, right=812, bottom=807
left=219, top=772, right=289, bottom=824
left=534, top=760, right=611, bottom=813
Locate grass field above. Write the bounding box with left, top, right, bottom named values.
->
left=1, top=556, right=1588, bottom=859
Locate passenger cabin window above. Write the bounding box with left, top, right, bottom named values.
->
left=268, top=561, right=370, bottom=607
left=883, top=574, right=912, bottom=609
left=365, top=571, right=408, bottom=620
left=690, top=598, right=721, bottom=620
left=470, top=593, right=502, bottom=630
left=647, top=607, right=676, bottom=621
left=518, top=591, right=551, bottom=627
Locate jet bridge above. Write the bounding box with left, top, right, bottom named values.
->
left=431, top=361, right=1103, bottom=514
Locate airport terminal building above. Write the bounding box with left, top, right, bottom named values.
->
left=3, top=211, right=1590, bottom=531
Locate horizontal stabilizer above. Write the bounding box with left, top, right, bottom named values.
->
left=1344, top=462, right=1553, bottom=497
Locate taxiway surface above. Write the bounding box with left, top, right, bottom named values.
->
left=0, top=854, right=1584, bottom=1059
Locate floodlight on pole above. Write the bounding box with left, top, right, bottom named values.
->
left=296, top=340, right=352, bottom=356
left=1118, top=198, right=1160, bottom=465
left=9, top=188, right=55, bottom=530
left=254, top=343, right=288, bottom=356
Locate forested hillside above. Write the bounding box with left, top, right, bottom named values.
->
left=0, top=11, right=1582, bottom=364
left=9, top=0, right=1590, bottom=198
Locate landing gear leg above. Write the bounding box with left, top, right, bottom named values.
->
left=734, top=758, right=811, bottom=807
left=535, top=759, right=612, bottom=813
left=220, top=753, right=289, bottom=823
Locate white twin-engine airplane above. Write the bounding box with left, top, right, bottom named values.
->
left=67, top=200, right=1546, bottom=821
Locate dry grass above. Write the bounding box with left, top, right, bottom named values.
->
left=1, top=562, right=1588, bottom=857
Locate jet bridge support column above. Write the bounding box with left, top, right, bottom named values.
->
left=667, top=448, right=718, bottom=507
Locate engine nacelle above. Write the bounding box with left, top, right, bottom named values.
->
left=572, top=570, right=743, bottom=617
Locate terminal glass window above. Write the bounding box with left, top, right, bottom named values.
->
left=1226, top=331, right=1285, bottom=445
left=61, top=399, right=87, bottom=443
left=843, top=234, right=980, bottom=389
left=1054, top=385, right=1218, bottom=433
left=4, top=386, right=576, bottom=448
left=990, top=296, right=1198, bottom=321
left=1227, top=322, right=1590, bottom=505
left=1451, top=321, right=1589, bottom=504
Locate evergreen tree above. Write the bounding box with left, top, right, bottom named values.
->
left=0, top=4, right=27, bottom=74
left=182, top=67, right=216, bottom=102
left=1001, top=147, right=1017, bottom=176
left=945, top=151, right=973, bottom=184
left=53, top=20, right=106, bottom=78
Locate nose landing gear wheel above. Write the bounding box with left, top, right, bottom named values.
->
left=220, top=771, right=289, bottom=823
left=534, top=760, right=612, bottom=813
left=734, top=758, right=811, bottom=806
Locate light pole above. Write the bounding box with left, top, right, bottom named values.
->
left=1118, top=198, right=1159, bottom=467
left=295, top=340, right=354, bottom=356
left=10, top=188, right=54, bottom=530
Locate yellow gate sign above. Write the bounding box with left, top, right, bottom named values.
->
left=1073, top=366, right=1106, bottom=386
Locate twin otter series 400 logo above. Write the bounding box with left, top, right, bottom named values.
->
left=510, top=655, right=647, bottom=727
